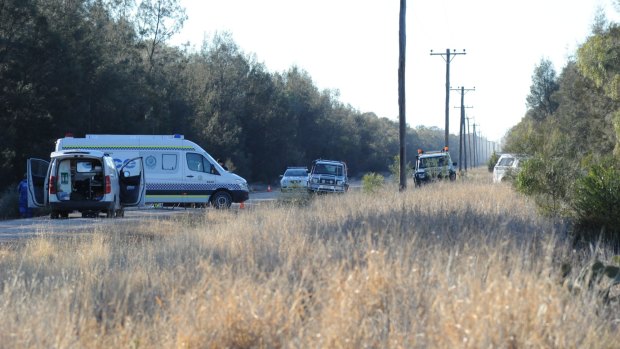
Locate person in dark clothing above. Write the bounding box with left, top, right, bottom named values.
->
left=217, top=158, right=229, bottom=171
left=17, top=174, right=32, bottom=218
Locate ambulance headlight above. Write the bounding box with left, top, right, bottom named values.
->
left=237, top=179, right=249, bottom=191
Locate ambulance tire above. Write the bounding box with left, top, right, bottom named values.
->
left=211, top=191, right=232, bottom=209
left=106, top=209, right=115, bottom=218
left=51, top=211, right=59, bottom=219
left=115, top=209, right=125, bottom=218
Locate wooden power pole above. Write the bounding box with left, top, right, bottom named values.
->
left=430, top=49, right=466, bottom=150
left=398, top=0, right=407, bottom=191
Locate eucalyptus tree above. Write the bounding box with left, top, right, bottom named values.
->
left=577, top=23, right=620, bottom=156
left=526, top=58, right=560, bottom=122
left=135, top=0, right=187, bottom=73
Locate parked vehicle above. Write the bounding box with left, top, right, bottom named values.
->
left=279, top=167, right=308, bottom=192
left=493, top=153, right=525, bottom=183
left=413, top=147, right=457, bottom=187
left=55, top=134, right=249, bottom=208
left=307, top=159, right=349, bottom=193
left=28, top=150, right=144, bottom=218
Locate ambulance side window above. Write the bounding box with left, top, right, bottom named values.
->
left=187, top=153, right=203, bottom=172
left=187, top=153, right=215, bottom=174
left=162, top=154, right=177, bottom=170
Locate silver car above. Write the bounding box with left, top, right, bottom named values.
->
left=279, top=167, right=309, bottom=192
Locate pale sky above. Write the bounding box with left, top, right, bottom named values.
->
left=172, top=0, right=620, bottom=143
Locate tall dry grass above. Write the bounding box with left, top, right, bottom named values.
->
left=0, top=170, right=618, bottom=348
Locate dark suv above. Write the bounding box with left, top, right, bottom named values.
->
left=414, top=148, right=457, bottom=187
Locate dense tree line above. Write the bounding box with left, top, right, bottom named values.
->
left=503, top=11, right=620, bottom=241
left=0, top=0, right=455, bottom=189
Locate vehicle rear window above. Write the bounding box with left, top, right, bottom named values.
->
left=419, top=156, right=446, bottom=168
left=285, top=169, right=307, bottom=177
left=498, top=157, right=515, bottom=166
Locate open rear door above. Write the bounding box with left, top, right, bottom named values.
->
left=119, top=157, right=145, bottom=207
left=27, top=158, right=50, bottom=208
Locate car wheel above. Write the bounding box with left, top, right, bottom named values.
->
left=449, top=172, right=456, bottom=181
left=211, top=191, right=232, bottom=209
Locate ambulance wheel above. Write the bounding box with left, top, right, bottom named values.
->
left=211, top=191, right=232, bottom=209
left=106, top=209, right=115, bottom=218
left=115, top=209, right=125, bottom=218
left=51, top=211, right=59, bottom=219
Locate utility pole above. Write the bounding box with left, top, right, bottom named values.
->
left=472, top=123, right=478, bottom=167
left=430, top=48, right=466, bottom=149
left=466, top=117, right=473, bottom=169
left=398, top=0, right=407, bottom=191
left=451, top=86, right=474, bottom=172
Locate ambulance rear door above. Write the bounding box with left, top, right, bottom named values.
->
left=27, top=158, right=50, bottom=208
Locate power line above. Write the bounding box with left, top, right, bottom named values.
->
left=451, top=86, right=474, bottom=172
left=430, top=48, right=466, bottom=149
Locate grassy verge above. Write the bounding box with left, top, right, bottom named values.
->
left=0, top=169, right=618, bottom=348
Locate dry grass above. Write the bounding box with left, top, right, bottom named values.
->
left=0, top=169, right=618, bottom=348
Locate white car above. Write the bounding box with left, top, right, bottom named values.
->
left=493, top=154, right=525, bottom=183
left=279, top=167, right=309, bottom=192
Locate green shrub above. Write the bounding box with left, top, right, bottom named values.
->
left=487, top=151, right=500, bottom=172
left=362, top=172, right=384, bottom=193
left=515, top=155, right=574, bottom=217
left=571, top=163, right=620, bottom=238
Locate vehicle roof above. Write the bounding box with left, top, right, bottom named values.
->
left=56, top=134, right=201, bottom=152
left=51, top=150, right=108, bottom=158
left=313, top=159, right=345, bottom=165
left=419, top=151, right=451, bottom=158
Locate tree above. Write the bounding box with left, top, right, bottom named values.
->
left=526, top=58, right=559, bottom=121
left=135, top=0, right=187, bottom=73
left=577, top=23, right=620, bottom=156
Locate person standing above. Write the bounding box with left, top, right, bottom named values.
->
left=17, top=174, right=32, bottom=218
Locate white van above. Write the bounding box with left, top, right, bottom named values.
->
left=28, top=150, right=145, bottom=218
left=54, top=134, right=249, bottom=208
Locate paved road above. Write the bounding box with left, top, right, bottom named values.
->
left=0, top=182, right=361, bottom=242
left=0, top=190, right=279, bottom=242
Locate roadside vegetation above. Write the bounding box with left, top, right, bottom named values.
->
left=0, top=170, right=618, bottom=348
left=504, top=15, right=620, bottom=244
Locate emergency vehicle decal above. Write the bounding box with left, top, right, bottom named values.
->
left=145, top=182, right=245, bottom=195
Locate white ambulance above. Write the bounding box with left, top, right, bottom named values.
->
left=28, top=150, right=145, bottom=218
left=53, top=134, right=249, bottom=208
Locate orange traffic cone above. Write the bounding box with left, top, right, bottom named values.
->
left=239, top=202, right=245, bottom=209
left=267, top=185, right=272, bottom=192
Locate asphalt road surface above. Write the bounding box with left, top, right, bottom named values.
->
left=0, top=182, right=361, bottom=242
left=0, top=190, right=280, bottom=242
